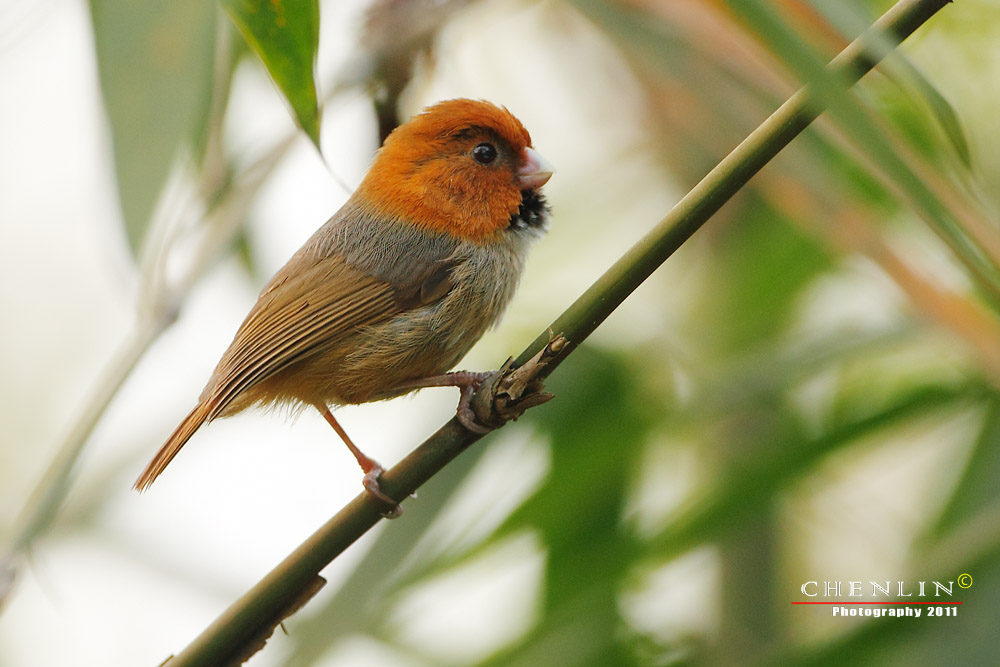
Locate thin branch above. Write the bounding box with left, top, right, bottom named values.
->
left=161, top=0, right=955, bottom=664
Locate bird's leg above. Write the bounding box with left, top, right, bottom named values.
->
left=392, top=371, right=495, bottom=434
left=316, top=405, right=401, bottom=518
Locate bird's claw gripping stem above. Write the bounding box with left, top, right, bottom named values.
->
left=362, top=465, right=403, bottom=519
left=468, top=333, right=567, bottom=431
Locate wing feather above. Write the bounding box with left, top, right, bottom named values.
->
left=201, top=236, right=460, bottom=417
left=203, top=256, right=401, bottom=416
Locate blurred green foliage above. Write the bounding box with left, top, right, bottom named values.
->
left=89, top=0, right=217, bottom=254
left=30, top=0, right=1000, bottom=665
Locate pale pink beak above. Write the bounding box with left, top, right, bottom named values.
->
left=517, top=147, right=554, bottom=190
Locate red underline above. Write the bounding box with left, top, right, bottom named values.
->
left=791, top=601, right=962, bottom=605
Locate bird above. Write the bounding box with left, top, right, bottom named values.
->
left=134, top=99, right=553, bottom=514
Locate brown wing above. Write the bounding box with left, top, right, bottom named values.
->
left=134, top=257, right=401, bottom=492
left=202, top=246, right=460, bottom=417
left=135, top=205, right=462, bottom=491
left=202, top=256, right=395, bottom=414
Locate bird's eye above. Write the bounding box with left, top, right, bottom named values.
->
left=472, top=142, right=497, bottom=165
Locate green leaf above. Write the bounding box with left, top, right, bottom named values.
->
left=222, top=0, right=321, bottom=147
left=702, top=195, right=832, bottom=352
left=647, top=382, right=976, bottom=562
left=930, top=396, right=1000, bottom=536
left=478, top=346, right=654, bottom=667
left=889, top=55, right=973, bottom=168
left=89, top=0, right=217, bottom=255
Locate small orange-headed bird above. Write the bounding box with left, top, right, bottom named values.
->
left=135, top=99, right=553, bottom=510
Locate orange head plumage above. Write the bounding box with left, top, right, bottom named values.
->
left=356, top=99, right=553, bottom=242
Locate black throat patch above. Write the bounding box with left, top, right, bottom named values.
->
left=509, top=189, right=550, bottom=232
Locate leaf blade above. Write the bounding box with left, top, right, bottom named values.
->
left=223, top=0, right=321, bottom=147
left=89, top=0, right=217, bottom=255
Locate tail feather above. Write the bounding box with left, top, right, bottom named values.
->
left=134, top=401, right=214, bottom=491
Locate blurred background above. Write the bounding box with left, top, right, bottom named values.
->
left=3, top=0, right=1000, bottom=664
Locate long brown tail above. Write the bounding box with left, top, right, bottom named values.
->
left=134, top=401, right=214, bottom=491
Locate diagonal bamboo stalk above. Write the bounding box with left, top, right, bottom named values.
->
left=163, top=0, right=955, bottom=664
